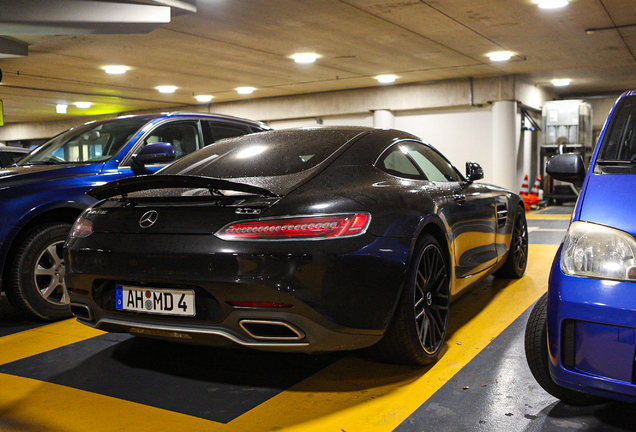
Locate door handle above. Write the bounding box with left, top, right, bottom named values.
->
left=453, top=194, right=466, bottom=203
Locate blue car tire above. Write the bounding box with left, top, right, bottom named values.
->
left=6, top=223, right=73, bottom=321
left=524, top=293, right=606, bottom=406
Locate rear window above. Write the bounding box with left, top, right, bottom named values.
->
left=162, top=129, right=362, bottom=178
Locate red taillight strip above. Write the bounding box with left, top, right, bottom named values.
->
left=215, top=213, right=370, bottom=241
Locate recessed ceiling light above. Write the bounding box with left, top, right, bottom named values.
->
left=156, top=85, right=177, bottom=93
left=376, top=74, right=398, bottom=84
left=74, top=102, right=92, bottom=108
left=236, top=87, right=256, bottom=95
left=488, top=51, right=514, bottom=62
left=537, top=0, right=568, bottom=9
left=552, top=78, right=571, bottom=87
left=103, top=65, right=129, bottom=74
left=291, top=53, right=320, bottom=63
left=56, top=104, right=67, bottom=114
left=195, top=95, right=213, bottom=102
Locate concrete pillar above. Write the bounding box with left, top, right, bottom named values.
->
left=491, top=100, right=517, bottom=191
left=373, top=109, right=394, bottom=129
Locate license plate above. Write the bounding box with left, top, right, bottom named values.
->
left=116, top=285, right=196, bottom=317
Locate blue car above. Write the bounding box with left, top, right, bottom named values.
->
left=526, top=90, right=636, bottom=405
left=0, top=112, right=268, bottom=321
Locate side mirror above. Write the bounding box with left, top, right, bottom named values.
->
left=465, top=161, right=484, bottom=184
left=546, top=153, right=586, bottom=187
left=132, top=142, right=175, bottom=167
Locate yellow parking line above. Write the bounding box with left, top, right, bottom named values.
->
left=0, top=319, right=104, bottom=366
left=526, top=213, right=571, bottom=220
left=0, top=244, right=557, bottom=432
left=228, top=244, right=558, bottom=431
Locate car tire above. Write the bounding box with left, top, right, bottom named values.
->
left=373, top=233, right=450, bottom=366
left=494, top=205, right=528, bottom=279
left=524, top=293, right=606, bottom=406
left=5, top=223, right=73, bottom=321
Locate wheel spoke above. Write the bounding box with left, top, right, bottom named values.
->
left=40, top=279, right=59, bottom=300
left=34, top=266, right=56, bottom=277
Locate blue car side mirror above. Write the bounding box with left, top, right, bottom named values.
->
left=546, top=153, right=586, bottom=188
left=132, top=142, right=176, bottom=167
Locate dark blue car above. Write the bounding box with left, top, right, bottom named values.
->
left=526, top=90, right=636, bottom=405
left=0, top=112, right=268, bottom=321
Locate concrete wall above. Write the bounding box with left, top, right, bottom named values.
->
left=0, top=74, right=558, bottom=191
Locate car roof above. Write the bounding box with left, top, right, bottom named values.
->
left=85, top=112, right=269, bottom=130
left=0, top=146, right=30, bottom=153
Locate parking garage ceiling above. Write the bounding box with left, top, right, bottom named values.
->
left=0, top=0, right=634, bottom=123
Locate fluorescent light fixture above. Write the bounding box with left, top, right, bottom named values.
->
left=488, top=51, right=514, bottom=62
left=376, top=74, right=397, bottom=84
left=56, top=104, right=67, bottom=114
left=291, top=53, right=320, bottom=63
left=236, top=87, right=255, bottom=95
left=103, top=65, right=129, bottom=74
left=156, top=85, right=177, bottom=93
left=552, top=78, right=571, bottom=87
left=195, top=95, right=213, bottom=102
left=74, top=102, right=92, bottom=109
left=537, top=0, right=568, bottom=9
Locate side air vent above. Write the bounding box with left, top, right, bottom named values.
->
left=496, top=204, right=508, bottom=228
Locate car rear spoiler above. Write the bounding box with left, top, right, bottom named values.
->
left=88, top=174, right=279, bottom=200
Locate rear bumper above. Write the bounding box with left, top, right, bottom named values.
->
left=66, top=232, right=411, bottom=352
left=548, top=248, right=636, bottom=403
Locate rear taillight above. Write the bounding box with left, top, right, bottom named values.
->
left=215, top=213, right=370, bottom=241
left=69, top=212, right=93, bottom=239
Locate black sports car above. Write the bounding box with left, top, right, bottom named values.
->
left=65, top=127, right=528, bottom=365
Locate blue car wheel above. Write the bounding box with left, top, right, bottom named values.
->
left=6, top=223, right=73, bottom=321
left=524, top=293, right=606, bottom=406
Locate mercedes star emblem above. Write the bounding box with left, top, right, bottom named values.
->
left=139, top=210, right=158, bottom=228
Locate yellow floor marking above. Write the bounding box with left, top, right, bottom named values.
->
left=0, top=245, right=557, bottom=432
left=0, top=319, right=103, bottom=366
left=0, top=374, right=217, bottom=432
left=228, top=244, right=558, bottom=432
left=526, top=213, right=571, bottom=220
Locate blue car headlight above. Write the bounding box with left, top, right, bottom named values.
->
left=561, top=221, right=636, bottom=281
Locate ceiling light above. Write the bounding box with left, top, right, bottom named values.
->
left=74, top=102, right=92, bottom=108
left=103, top=65, right=129, bottom=74
left=488, top=51, right=514, bottom=62
left=236, top=87, right=255, bottom=95
left=195, top=95, right=213, bottom=102
left=56, top=104, right=67, bottom=114
left=537, top=0, right=568, bottom=9
left=291, top=53, right=320, bottom=63
left=552, top=78, right=571, bottom=87
left=156, top=85, right=176, bottom=93
left=376, top=74, right=397, bottom=84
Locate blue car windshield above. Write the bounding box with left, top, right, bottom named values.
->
left=18, top=119, right=148, bottom=166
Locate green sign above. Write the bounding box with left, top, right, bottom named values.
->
left=0, top=100, right=3, bottom=127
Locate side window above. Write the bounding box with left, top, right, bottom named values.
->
left=142, top=121, right=201, bottom=162
left=7, top=151, right=26, bottom=163
left=207, top=121, right=252, bottom=142
left=377, top=145, right=423, bottom=179
left=402, top=141, right=461, bottom=182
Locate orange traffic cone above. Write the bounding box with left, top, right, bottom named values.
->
left=527, top=175, right=542, bottom=207
left=520, top=174, right=529, bottom=197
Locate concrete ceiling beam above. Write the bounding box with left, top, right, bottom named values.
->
left=0, top=0, right=171, bottom=35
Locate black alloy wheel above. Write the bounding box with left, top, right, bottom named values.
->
left=415, top=242, right=450, bottom=355
left=373, top=234, right=450, bottom=366
left=494, top=206, right=528, bottom=279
